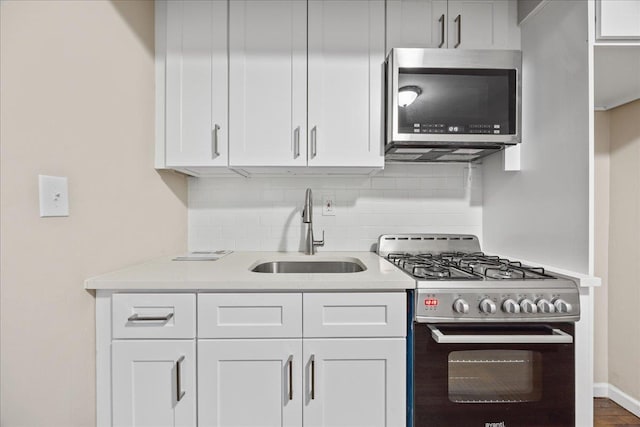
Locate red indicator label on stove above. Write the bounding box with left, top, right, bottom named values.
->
left=424, top=298, right=439, bottom=307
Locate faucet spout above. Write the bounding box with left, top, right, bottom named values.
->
left=302, top=188, right=312, bottom=223
left=301, top=188, right=324, bottom=255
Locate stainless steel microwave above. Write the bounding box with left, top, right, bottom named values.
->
left=385, top=48, right=522, bottom=162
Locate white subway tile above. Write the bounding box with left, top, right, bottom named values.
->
left=188, top=175, right=482, bottom=251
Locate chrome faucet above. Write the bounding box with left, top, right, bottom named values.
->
left=302, top=188, right=324, bottom=255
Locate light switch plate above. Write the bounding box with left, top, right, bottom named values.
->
left=39, top=175, right=69, bottom=217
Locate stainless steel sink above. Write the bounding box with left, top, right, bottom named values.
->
left=251, top=260, right=366, bottom=274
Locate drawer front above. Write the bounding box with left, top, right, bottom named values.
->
left=112, top=293, right=196, bottom=339
left=198, top=293, right=302, bottom=338
left=303, top=292, right=407, bottom=338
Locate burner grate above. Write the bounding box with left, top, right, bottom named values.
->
left=385, top=250, right=554, bottom=281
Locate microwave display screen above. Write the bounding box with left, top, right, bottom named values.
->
left=397, top=68, right=516, bottom=135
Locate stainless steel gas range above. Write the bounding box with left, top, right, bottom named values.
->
left=378, top=234, right=580, bottom=427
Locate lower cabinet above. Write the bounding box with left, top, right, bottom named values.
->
left=102, top=291, right=406, bottom=427
left=303, top=339, right=406, bottom=427
left=198, top=339, right=303, bottom=427
left=198, top=338, right=405, bottom=427
left=112, top=340, right=196, bottom=427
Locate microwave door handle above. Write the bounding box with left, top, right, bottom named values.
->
left=438, top=14, right=445, bottom=48
left=428, top=325, right=573, bottom=344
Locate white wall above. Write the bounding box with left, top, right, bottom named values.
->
left=607, top=99, right=640, bottom=403
left=482, top=0, right=591, bottom=274
left=0, top=2, right=187, bottom=425
left=189, top=164, right=482, bottom=252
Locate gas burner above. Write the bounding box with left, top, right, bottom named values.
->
left=377, top=234, right=580, bottom=323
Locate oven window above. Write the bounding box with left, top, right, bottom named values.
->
left=448, top=350, right=542, bottom=403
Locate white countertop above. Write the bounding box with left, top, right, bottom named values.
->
left=84, top=251, right=415, bottom=291
left=502, top=255, right=602, bottom=288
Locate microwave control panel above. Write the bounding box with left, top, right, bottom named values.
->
left=408, top=123, right=504, bottom=134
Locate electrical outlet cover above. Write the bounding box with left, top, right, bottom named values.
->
left=322, top=193, right=336, bottom=216
left=39, top=175, right=69, bottom=217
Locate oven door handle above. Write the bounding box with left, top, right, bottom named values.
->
left=428, top=325, right=573, bottom=344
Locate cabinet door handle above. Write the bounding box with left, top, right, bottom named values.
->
left=212, top=124, right=220, bottom=158
left=310, top=126, right=317, bottom=159
left=288, top=356, right=293, bottom=401
left=127, top=313, right=174, bottom=322
left=310, top=354, right=315, bottom=400
left=176, top=355, right=186, bottom=402
left=293, top=127, right=300, bottom=159
left=438, top=14, right=445, bottom=48
left=454, top=14, right=461, bottom=48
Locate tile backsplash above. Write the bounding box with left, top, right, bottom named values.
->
left=188, top=164, right=482, bottom=252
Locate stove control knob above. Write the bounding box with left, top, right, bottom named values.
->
left=453, top=298, right=470, bottom=314
left=536, top=298, right=556, bottom=314
left=553, top=299, right=572, bottom=314
left=479, top=298, right=497, bottom=314
left=502, top=299, right=521, bottom=314
left=520, top=299, right=538, bottom=314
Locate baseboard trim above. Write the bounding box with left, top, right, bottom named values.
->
left=593, top=382, right=609, bottom=398
left=594, top=382, right=640, bottom=418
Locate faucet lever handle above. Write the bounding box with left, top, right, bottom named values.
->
left=313, top=230, right=325, bottom=247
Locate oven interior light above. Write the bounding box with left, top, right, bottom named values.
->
left=398, top=86, right=422, bottom=107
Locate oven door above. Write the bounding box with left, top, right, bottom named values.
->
left=413, top=322, right=574, bottom=427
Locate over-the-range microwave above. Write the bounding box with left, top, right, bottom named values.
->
left=385, top=48, right=522, bottom=163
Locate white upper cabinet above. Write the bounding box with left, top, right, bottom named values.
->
left=597, top=0, right=640, bottom=40
left=228, top=0, right=307, bottom=168
left=307, top=0, right=385, bottom=169
left=387, top=0, right=448, bottom=48
left=163, top=0, right=228, bottom=168
left=447, top=0, right=516, bottom=49
left=229, top=0, right=384, bottom=171
left=387, top=0, right=520, bottom=50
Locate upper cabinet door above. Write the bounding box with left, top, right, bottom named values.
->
left=165, top=0, right=228, bottom=167
left=447, top=0, right=518, bottom=49
left=307, top=0, right=385, bottom=168
left=387, top=0, right=448, bottom=50
left=229, top=0, right=307, bottom=168
left=597, top=0, right=640, bottom=40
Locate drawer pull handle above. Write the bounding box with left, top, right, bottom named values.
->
left=127, top=313, right=174, bottom=322
left=176, top=355, right=186, bottom=402
left=438, top=14, right=445, bottom=48
left=293, top=126, right=300, bottom=159
left=212, top=124, right=220, bottom=159
left=310, top=126, right=317, bottom=159
left=310, top=354, right=315, bottom=400
left=288, top=356, right=293, bottom=401
left=454, top=14, right=461, bottom=48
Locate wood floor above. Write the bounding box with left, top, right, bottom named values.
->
left=595, top=398, right=640, bottom=427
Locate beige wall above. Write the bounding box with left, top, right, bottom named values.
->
left=594, top=111, right=610, bottom=385
left=0, top=1, right=187, bottom=426
left=607, top=99, right=640, bottom=401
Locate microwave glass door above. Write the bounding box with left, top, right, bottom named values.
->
left=397, top=68, right=516, bottom=136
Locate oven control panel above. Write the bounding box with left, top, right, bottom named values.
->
left=415, top=289, right=581, bottom=322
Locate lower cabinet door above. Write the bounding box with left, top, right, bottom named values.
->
left=198, top=339, right=303, bottom=427
left=303, top=338, right=406, bottom=427
left=112, top=340, right=196, bottom=427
